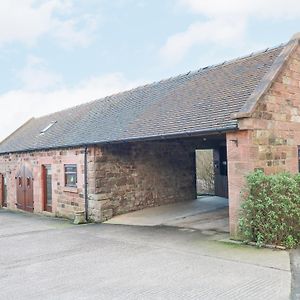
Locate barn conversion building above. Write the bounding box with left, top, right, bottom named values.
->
left=1, top=34, right=300, bottom=237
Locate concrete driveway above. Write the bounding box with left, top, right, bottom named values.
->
left=106, top=196, right=229, bottom=233
left=291, top=249, right=300, bottom=300
left=0, top=209, right=291, bottom=300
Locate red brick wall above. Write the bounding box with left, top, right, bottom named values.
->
left=0, top=140, right=197, bottom=222
left=227, top=45, right=300, bottom=237
left=0, top=148, right=86, bottom=218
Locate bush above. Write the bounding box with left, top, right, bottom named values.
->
left=239, top=170, right=300, bottom=249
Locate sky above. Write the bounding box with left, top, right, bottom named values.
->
left=1, top=0, right=300, bottom=141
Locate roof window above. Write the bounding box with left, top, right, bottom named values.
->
left=40, top=121, right=57, bottom=134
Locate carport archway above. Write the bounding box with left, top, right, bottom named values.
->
left=104, top=133, right=230, bottom=234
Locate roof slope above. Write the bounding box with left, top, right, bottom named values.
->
left=0, top=42, right=289, bottom=153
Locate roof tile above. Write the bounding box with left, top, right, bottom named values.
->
left=0, top=44, right=285, bottom=153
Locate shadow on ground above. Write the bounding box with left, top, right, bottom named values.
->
left=106, top=196, right=229, bottom=233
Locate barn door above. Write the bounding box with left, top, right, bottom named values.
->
left=16, top=165, right=25, bottom=210
left=16, top=165, right=34, bottom=212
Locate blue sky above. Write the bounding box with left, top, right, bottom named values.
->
left=1, top=0, right=300, bottom=141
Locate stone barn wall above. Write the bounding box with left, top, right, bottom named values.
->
left=0, top=148, right=86, bottom=219
left=227, top=45, right=300, bottom=237
left=88, top=140, right=196, bottom=221
left=0, top=140, right=197, bottom=223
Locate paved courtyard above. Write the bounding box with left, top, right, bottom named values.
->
left=0, top=209, right=291, bottom=300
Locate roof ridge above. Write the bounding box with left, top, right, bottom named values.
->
left=32, top=43, right=286, bottom=122
left=0, top=37, right=287, bottom=154
left=186, top=42, right=286, bottom=78
left=128, top=42, right=286, bottom=89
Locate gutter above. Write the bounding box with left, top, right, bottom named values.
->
left=0, top=125, right=238, bottom=155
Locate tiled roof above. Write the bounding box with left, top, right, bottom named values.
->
left=0, top=43, right=287, bottom=153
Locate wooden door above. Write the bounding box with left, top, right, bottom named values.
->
left=42, top=165, right=52, bottom=212
left=16, top=165, right=25, bottom=210
left=16, top=165, right=34, bottom=212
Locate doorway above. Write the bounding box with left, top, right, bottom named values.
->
left=42, top=165, right=52, bottom=212
left=214, top=146, right=228, bottom=198
left=194, top=143, right=229, bottom=233
left=195, top=149, right=214, bottom=195
left=16, top=165, right=34, bottom=212
left=195, top=147, right=228, bottom=198
left=1, top=174, right=7, bottom=207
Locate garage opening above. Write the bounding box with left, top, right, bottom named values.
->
left=105, top=134, right=230, bottom=234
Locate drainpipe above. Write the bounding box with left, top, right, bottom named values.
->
left=84, top=146, right=89, bottom=222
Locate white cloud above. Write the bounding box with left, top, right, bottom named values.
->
left=180, top=0, right=300, bottom=19
left=161, top=0, right=300, bottom=64
left=0, top=0, right=97, bottom=48
left=52, top=14, right=98, bottom=48
left=17, top=55, right=62, bottom=91
left=0, top=73, right=146, bottom=142
left=160, top=18, right=246, bottom=64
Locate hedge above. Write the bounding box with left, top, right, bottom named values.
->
left=239, top=170, right=300, bottom=249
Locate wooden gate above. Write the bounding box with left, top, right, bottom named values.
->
left=16, top=165, right=34, bottom=212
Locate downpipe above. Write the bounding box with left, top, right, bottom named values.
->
left=84, top=146, right=89, bottom=222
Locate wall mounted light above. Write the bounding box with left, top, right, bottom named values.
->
left=230, top=139, right=239, bottom=147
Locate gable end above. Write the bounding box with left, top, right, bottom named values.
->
left=232, top=37, right=300, bottom=120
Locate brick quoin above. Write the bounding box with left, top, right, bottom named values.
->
left=227, top=45, right=300, bottom=237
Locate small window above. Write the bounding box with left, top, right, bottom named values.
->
left=40, top=121, right=57, bottom=134
left=64, top=164, right=77, bottom=187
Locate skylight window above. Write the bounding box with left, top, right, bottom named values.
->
left=40, top=121, right=57, bottom=134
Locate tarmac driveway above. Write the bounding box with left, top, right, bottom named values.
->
left=0, top=209, right=292, bottom=300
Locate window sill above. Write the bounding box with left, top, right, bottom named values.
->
left=63, top=187, right=78, bottom=194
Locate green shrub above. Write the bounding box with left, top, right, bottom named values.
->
left=239, top=170, right=300, bottom=249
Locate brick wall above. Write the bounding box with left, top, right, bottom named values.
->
left=3, top=46, right=299, bottom=234
left=0, top=140, right=197, bottom=222
left=227, top=45, right=300, bottom=237
left=0, top=148, right=86, bottom=218
left=89, top=140, right=196, bottom=221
